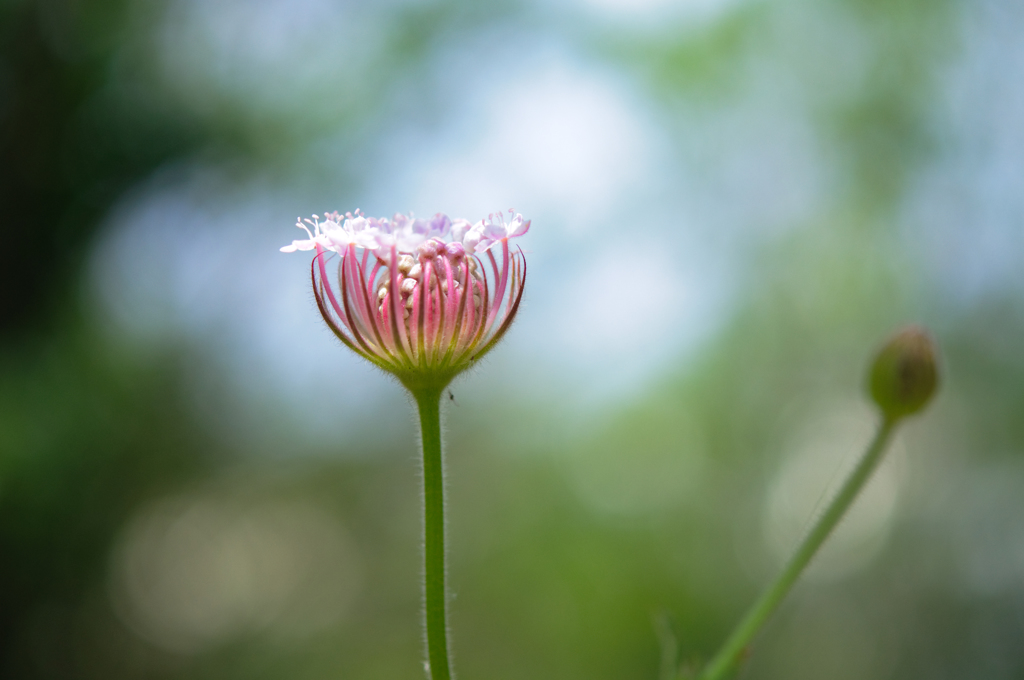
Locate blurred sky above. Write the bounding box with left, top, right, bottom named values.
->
left=84, top=0, right=1024, bottom=450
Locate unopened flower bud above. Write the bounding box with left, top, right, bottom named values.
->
left=397, top=254, right=416, bottom=275
left=418, top=240, right=439, bottom=261
left=868, top=325, right=939, bottom=421
left=446, top=242, right=465, bottom=260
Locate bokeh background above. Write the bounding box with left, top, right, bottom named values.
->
left=2, top=0, right=1023, bottom=678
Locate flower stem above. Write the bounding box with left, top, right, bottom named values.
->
left=414, top=387, right=452, bottom=680
left=696, top=416, right=898, bottom=680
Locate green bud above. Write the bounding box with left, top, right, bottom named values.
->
left=868, top=325, right=939, bottom=420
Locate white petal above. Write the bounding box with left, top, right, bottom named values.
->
left=451, top=219, right=472, bottom=242
left=508, top=216, right=530, bottom=238
left=281, top=238, right=318, bottom=252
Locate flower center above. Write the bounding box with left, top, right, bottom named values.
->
left=376, top=242, right=485, bottom=328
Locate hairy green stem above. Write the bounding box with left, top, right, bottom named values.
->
left=414, top=387, right=452, bottom=680
left=696, top=417, right=898, bottom=680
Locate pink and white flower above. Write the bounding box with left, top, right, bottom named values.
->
left=282, top=209, right=529, bottom=388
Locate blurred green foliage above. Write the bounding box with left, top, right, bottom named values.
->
left=2, top=0, right=1024, bottom=679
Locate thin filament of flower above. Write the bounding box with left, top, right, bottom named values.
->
left=467, top=264, right=489, bottom=350
left=338, top=253, right=381, bottom=360
left=486, top=242, right=510, bottom=331
left=353, top=252, right=400, bottom=364
left=452, top=260, right=490, bottom=366
left=429, top=262, right=447, bottom=366
left=387, top=245, right=414, bottom=360
left=315, top=250, right=351, bottom=334
left=411, top=266, right=425, bottom=364
left=312, top=259, right=376, bottom=366
left=422, top=259, right=437, bottom=365
left=346, top=246, right=402, bottom=366
left=457, top=247, right=526, bottom=365
left=440, top=262, right=472, bottom=370
left=366, top=259, right=383, bottom=302
left=504, top=252, right=521, bottom=326
left=340, top=252, right=372, bottom=342
left=458, top=266, right=477, bottom=352
left=439, top=257, right=459, bottom=359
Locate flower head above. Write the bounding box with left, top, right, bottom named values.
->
left=283, top=209, right=529, bottom=390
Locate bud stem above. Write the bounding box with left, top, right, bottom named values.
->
left=414, top=387, right=453, bottom=680
left=696, top=416, right=898, bottom=680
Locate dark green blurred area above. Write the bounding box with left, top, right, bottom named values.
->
left=2, top=0, right=1023, bottom=678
